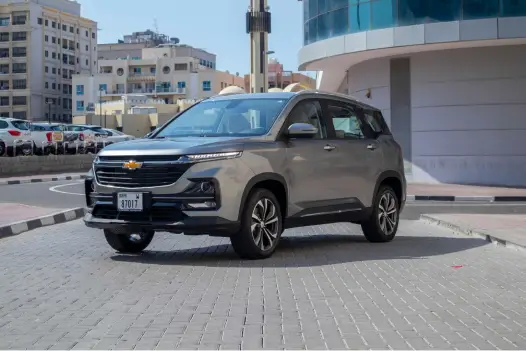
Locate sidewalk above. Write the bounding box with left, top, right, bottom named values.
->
left=0, top=172, right=86, bottom=186
left=408, top=183, right=526, bottom=201
left=422, top=213, right=526, bottom=250
left=0, top=203, right=85, bottom=238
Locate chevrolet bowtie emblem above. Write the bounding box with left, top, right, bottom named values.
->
left=122, top=160, right=142, bottom=170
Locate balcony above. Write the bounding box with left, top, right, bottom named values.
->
left=127, top=72, right=156, bottom=81
left=155, top=87, right=186, bottom=95
left=130, top=88, right=156, bottom=94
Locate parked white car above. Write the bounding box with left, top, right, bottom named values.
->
left=0, top=118, right=32, bottom=156
left=63, top=124, right=99, bottom=153
left=29, top=123, right=64, bottom=155
left=102, top=129, right=135, bottom=144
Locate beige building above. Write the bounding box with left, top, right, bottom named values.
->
left=243, top=58, right=315, bottom=92
left=0, top=0, right=97, bottom=121
left=73, top=94, right=201, bottom=137
left=72, top=44, right=244, bottom=116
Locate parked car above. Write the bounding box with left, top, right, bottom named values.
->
left=0, top=118, right=32, bottom=156
left=29, top=123, right=64, bottom=155
left=68, top=124, right=110, bottom=151
left=84, top=91, right=406, bottom=259
left=63, top=124, right=100, bottom=153
left=101, top=128, right=135, bottom=144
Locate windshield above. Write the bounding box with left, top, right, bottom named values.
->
left=156, top=98, right=289, bottom=138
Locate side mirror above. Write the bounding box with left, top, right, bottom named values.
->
left=287, top=123, right=318, bottom=138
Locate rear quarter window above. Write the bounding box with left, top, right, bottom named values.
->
left=0, top=120, right=8, bottom=129
left=363, top=109, right=391, bottom=135
left=11, top=120, right=29, bottom=130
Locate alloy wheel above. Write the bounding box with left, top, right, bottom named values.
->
left=378, top=192, right=397, bottom=235
left=251, top=198, right=279, bottom=251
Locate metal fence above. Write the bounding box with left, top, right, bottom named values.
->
left=0, top=139, right=115, bottom=157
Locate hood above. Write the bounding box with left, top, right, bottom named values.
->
left=98, top=136, right=248, bottom=157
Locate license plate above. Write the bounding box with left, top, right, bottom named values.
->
left=117, top=192, right=143, bottom=212
left=52, top=131, right=63, bottom=142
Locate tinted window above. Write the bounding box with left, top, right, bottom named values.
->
left=11, top=120, right=29, bottom=130
left=31, top=125, right=48, bottom=131
left=50, top=125, right=63, bottom=131
left=157, top=98, right=288, bottom=137
left=362, top=109, right=384, bottom=134
left=0, top=120, right=8, bottom=129
left=326, top=102, right=365, bottom=139
left=285, top=100, right=325, bottom=139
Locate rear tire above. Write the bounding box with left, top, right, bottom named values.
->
left=230, top=188, right=283, bottom=260
left=361, top=186, right=399, bottom=243
left=104, top=229, right=154, bottom=253
left=0, top=141, right=5, bottom=156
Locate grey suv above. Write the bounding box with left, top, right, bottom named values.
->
left=84, top=91, right=406, bottom=259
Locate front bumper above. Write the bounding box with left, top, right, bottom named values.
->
left=84, top=212, right=239, bottom=236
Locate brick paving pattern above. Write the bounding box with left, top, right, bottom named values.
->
left=0, top=220, right=525, bottom=350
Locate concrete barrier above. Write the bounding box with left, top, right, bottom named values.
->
left=0, top=154, right=94, bottom=177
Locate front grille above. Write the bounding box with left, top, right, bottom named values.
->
left=93, top=205, right=186, bottom=222
left=95, top=156, right=192, bottom=188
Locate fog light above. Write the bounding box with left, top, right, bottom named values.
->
left=186, top=201, right=216, bottom=209
left=185, top=181, right=215, bottom=194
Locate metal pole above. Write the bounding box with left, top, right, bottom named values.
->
left=48, top=103, right=51, bottom=123
left=247, top=0, right=270, bottom=93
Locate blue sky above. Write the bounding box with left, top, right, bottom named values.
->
left=76, top=0, right=305, bottom=75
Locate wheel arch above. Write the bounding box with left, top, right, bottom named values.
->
left=373, top=171, right=404, bottom=205
left=238, top=173, right=289, bottom=220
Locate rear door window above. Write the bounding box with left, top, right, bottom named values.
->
left=11, top=120, right=29, bottom=130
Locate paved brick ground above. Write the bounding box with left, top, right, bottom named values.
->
left=0, top=220, right=526, bottom=350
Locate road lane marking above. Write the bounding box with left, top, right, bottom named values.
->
left=49, top=182, right=84, bottom=196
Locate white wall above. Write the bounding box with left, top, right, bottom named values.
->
left=343, top=44, right=526, bottom=186
left=346, top=58, right=391, bottom=126
left=411, top=45, right=526, bottom=186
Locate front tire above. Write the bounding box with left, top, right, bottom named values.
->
left=104, top=229, right=154, bottom=253
left=230, top=188, right=283, bottom=260
left=361, top=186, right=399, bottom=243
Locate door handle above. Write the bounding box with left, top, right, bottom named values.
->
left=367, top=144, right=378, bottom=150
left=324, top=145, right=336, bottom=151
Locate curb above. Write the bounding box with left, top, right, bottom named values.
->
left=0, top=207, right=87, bottom=239
left=0, top=174, right=86, bottom=186
left=407, top=195, right=526, bottom=202
left=420, top=214, right=526, bottom=252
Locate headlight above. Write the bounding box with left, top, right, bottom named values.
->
left=179, top=151, right=242, bottom=163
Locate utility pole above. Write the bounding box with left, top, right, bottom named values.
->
left=246, top=0, right=271, bottom=93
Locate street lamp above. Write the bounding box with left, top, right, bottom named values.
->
left=46, top=99, right=53, bottom=123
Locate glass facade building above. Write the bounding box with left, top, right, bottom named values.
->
left=304, top=0, right=526, bottom=44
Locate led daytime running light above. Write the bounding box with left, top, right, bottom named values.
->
left=185, top=152, right=242, bottom=161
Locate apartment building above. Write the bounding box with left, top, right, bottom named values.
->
left=243, top=58, right=315, bottom=92
left=0, top=0, right=97, bottom=121
left=73, top=44, right=244, bottom=115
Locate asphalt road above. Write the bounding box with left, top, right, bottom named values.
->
left=1, top=219, right=526, bottom=349
left=1, top=180, right=526, bottom=220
